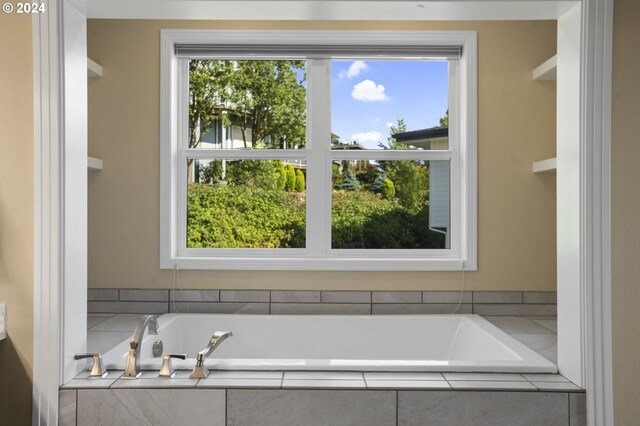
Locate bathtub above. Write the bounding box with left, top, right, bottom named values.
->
left=100, top=314, right=557, bottom=373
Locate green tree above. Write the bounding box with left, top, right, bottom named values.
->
left=285, top=164, right=296, bottom=191
left=338, top=169, right=360, bottom=191
left=381, top=179, right=396, bottom=200
left=225, top=160, right=278, bottom=190
left=275, top=161, right=287, bottom=190
left=295, top=169, right=306, bottom=192
left=439, top=109, right=449, bottom=127
left=372, top=173, right=388, bottom=193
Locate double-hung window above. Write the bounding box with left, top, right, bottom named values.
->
left=160, top=30, right=477, bottom=270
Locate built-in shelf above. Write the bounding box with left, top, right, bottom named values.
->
left=88, top=156, right=103, bottom=170
left=533, top=55, right=557, bottom=81
left=533, top=157, right=557, bottom=174
left=87, top=58, right=103, bottom=78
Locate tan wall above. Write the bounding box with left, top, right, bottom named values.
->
left=87, top=20, right=557, bottom=291
left=0, top=13, right=34, bottom=426
left=611, top=0, right=640, bottom=422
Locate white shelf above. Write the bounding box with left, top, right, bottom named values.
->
left=88, top=156, right=103, bottom=170
left=533, top=55, right=557, bottom=80
left=533, top=157, right=556, bottom=174
left=87, top=58, right=103, bottom=78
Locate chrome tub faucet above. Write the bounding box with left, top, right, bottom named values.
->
left=123, top=315, right=159, bottom=379
left=189, top=331, right=233, bottom=379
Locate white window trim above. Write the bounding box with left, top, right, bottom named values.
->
left=160, top=29, right=477, bottom=271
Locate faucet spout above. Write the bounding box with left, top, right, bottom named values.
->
left=123, top=315, right=159, bottom=379
left=189, top=331, right=233, bottom=379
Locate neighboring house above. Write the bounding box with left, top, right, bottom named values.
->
left=394, top=126, right=451, bottom=247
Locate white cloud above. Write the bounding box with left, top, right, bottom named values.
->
left=338, top=61, right=368, bottom=79
left=351, top=131, right=383, bottom=148
left=385, top=122, right=394, bottom=127
left=352, top=79, right=389, bottom=102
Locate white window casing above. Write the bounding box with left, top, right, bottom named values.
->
left=160, top=30, right=477, bottom=271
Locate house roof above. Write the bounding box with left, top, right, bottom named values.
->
left=393, top=126, right=448, bottom=149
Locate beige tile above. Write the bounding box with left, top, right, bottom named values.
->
left=398, top=391, right=568, bottom=426
left=77, top=389, right=225, bottom=426
left=227, top=389, right=395, bottom=426
left=58, top=389, right=77, bottom=426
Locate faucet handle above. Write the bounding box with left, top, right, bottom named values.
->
left=74, top=353, right=108, bottom=378
left=158, top=354, right=187, bottom=379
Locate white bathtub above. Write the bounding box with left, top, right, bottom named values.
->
left=100, top=314, right=557, bottom=373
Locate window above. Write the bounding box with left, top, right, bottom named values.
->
left=160, top=30, right=477, bottom=270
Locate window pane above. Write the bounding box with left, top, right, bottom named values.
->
left=187, top=159, right=306, bottom=248
left=189, top=60, right=307, bottom=149
left=331, top=159, right=450, bottom=249
left=331, top=60, right=449, bottom=151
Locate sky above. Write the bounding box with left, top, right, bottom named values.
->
left=331, top=60, right=449, bottom=149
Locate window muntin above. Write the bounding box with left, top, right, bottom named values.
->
left=162, top=30, right=477, bottom=270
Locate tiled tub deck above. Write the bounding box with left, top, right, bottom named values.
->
left=63, top=312, right=579, bottom=426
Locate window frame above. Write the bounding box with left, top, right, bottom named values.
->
left=160, top=29, right=477, bottom=271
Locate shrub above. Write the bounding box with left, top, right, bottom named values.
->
left=381, top=179, right=395, bottom=200
left=295, top=169, right=306, bottom=192
left=226, top=160, right=278, bottom=190
left=372, top=173, right=387, bottom=193
left=275, top=161, right=287, bottom=190
left=285, top=164, right=296, bottom=191
left=338, top=169, right=360, bottom=191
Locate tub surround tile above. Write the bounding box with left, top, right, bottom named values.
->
left=227, top=389, right=396, bottom=426
left=510, top=333, right=558, bottom=364
left=88, top=301, right=168, bottom=314
left=270, top=302, right=370, bottom=315
left=443, top=373, right=526, bottom=382
left=63, top=371, right=123, bottom=389
left=207, top=371, right=283, bottom=380
left=271, top=290, right=321, bottom=303
left=119, top=289, right=169, bottom=302
left=422, top=291, right=472, bottom=304
left=372, top=303, right=472, bottom=315
left=282, top=379, right=367, bottom=389
left=473, top=291, right=523, bottom=304
left=88, top=314, right=146, bottom=332
left=76, top=389, right=225, bottom=426
left=523, top=292, right=557, bottom=304
left=87, top=289, right=119, bottom=301
left=366, top=380, right=451, bottom=390
left=284, top=371, right=363, bottom=381
left=483, top=316, right=556, bottom=334
left=522, top=373, right=570, bottom=382
left=531, top=382, right=583, bottom=392
left=169, top=302, right=269, bottom=314
left=87, top=331, right=132, bottom=354
left=111, top=376, right=198, bottom=389
left=58, top=389, right=77, bottom=426
left=448, top=381, right=537, bottom=391
left=365, top=372, right=445, bottom=381
left=474, top=303, right=557, bottom=317
left=398, top=391, right=569, bottom=426
left=220, top=290, right=270, bottom=302
left=372, top=291, right=422, bottom=303
left=531, top=318, right=558, bottom=332
left=169, top=289, right=219, bottom=302
left=321, top=291, right=371, bottom=304
left=87, top=314, right=113, bottom=329
left=198, top=378, right=283, bottom=388
left=570, top=393, right=587, bottom=426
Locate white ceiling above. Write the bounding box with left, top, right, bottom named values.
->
left=67, top=0, right=579, bottom=20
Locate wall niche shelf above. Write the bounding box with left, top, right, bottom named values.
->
left=533, top=55, right=557, bottom=80
left=88, top=156, right=103, bottom=170
left=533, top=157, right=556, bottom=174
left=87, top=58, right=103, bottom=78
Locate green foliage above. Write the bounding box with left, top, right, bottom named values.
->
left=225, top=160, right=278, bottom=190
left=295, top=169, right=306, bottom=192
left=188, top=59, right=307, bottom=149
left=187, top=184, right=305, bottom=248
left=372, top=173, right=388, bottom=193
left=199, top=160, right=223, bottom=184
left=381, top=179, right=395, bottom=200
left=338, top=169, right=360, bottom=191
left=284, top=164, right=296, bottom=191
left=439, top=109, right=449, bottom=127
left=275, top=161, right=287, bottom=190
